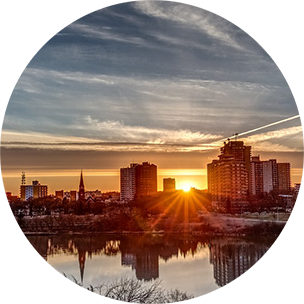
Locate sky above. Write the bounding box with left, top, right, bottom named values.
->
left=1, top=1, right=303, bottom=194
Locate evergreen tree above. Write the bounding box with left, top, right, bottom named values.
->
left=23, top=259, right=59, bottom=304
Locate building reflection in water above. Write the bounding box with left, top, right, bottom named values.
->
left=27, top=235, right=274, bottom=286
left=209, top=240, right=270, bottom=287
left=210, top=242, right=256, bottom=294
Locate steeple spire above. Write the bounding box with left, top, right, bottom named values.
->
left=78, top=170, right=85, bottom=201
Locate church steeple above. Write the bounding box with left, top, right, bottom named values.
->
left=78, top=170, right=85, bottom=201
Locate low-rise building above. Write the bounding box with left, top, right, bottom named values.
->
left=20, top=180, right=48, bottom=201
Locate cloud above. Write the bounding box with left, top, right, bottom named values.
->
left=133, top=1, right=244, bottom=50
left=135, top=0, right=303, bottom=65
left=83, top=116, right=221, bottom=143
left=1, top=116, right=222, bottom=151
left=244, top=126, right=302, bottom=143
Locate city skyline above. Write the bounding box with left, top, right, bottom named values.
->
left=0, top=139, right=304, bottom=194
left=1, top=1, right=303, bottom=195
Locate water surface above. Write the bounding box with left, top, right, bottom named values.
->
left=27, top=234, right=275, bottom=297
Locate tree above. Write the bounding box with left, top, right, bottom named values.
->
left=24, top=259, right=59, bottom=304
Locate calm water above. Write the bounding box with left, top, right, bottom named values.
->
left=27, top=234, right=275, bottom=297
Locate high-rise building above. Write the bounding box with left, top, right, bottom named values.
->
left=135, top=162, right=157, bottom=198
left=251, top=157, right=291, bottom=194
left=250, top=156, right=263, bottom=195
left=262, top=160, right=277, bottom=193
left=120, top=162, right=157, bottom=202
left=207, top=140, right=251, bottom=203
left=78, top=170, right=85, bottom=201
left=20, top=180, right=48, bottom=201
left=163, top=178, right=176, bottom=192
left=120, top=163, right=138, bottom=202
left=277, top=163, right=291, bottom=191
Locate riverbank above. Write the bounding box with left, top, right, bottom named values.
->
left=17, top=213, right=286, bottom=237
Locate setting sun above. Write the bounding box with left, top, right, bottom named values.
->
left=180, top=183, right=192, bottom=192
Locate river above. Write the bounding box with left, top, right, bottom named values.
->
left=26, top=234, right=276, bottom=298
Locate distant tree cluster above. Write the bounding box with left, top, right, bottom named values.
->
left=9, top=197, right=106, bottom=218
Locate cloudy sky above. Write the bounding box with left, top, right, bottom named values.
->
left=1, top=1, right=302, bottom=194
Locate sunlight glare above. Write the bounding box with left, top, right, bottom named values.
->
left=181, top=183, right=191, bottom=192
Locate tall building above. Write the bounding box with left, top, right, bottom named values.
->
left=250, top=156, right=263, bottom=195
left=120, top=163, right=138, bottom=202
left=277, top=163, right=291, bottom=191
left=120, top=162, right=157, bottom=202
left=20, top=180, right=48, bottom=201
left=262, top=159, right=278, bottom=193
left=135, top=162, right=157, bottom=199
left=78, top=170, right=85, bottom=201
left=251, top=157, right=291, bottom=194
left=207, top=140, right=251, bottom=203
left=163, top=178, right=176, bottom=192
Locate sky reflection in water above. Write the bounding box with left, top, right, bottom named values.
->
left=27, top=234, right=275, bottom=297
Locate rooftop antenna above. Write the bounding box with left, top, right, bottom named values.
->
left=21, top=172, right=26, bottom=185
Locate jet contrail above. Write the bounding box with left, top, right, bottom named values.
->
left=205, top=114, right=300, bottom=147
left=237, top=115, right=300, bottom=137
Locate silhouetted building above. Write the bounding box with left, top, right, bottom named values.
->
left=78, top=170, right=85, bottom=201
left=0, top=189, right=18, bottom=202
left=207, top=140, right=251, bottom=204
left=70, top=190, right=77, bottom=201
left=55, top=190, right=64, bottom=200
left=135, top=162, right=157, bottom=199
left=250, top=156, right=263, bottom=195
left=120, top=163, right=138, bottom=202
left=262, top=159, right=278, bottom=193
left=120, top=162, right=157, bottom=202
left=20, top=180, right=48, bottom=201
left=277, top=163, right=291, bottom=191
left=251, top=156, right=291, bottom=195
left=163, top=178, right=176, bottom=192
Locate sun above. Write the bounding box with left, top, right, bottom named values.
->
left=180, top=183, right=191, bottom=192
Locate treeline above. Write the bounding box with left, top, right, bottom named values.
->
left=17, top=212, right=147, bottom=234
left=10, top=198, right=106, bottom=217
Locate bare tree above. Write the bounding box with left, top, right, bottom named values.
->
left=166, top=289, right=194, bottom=303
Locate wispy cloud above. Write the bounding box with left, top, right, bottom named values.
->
left=133, top=1, right=244, bottom=50
left=83, top=116, right=221, bottom=144
left=1, top=116, right=222, bottom=151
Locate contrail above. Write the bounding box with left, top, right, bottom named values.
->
left=237, top=115, right=300, bottom=137
left=206, top=114, right=300, bottom=147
